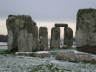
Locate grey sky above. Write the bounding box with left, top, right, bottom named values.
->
left=0, top=0, right=96, bottom=36
left=0, top=0, right=96, bottom=21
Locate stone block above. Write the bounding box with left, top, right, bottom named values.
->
left=75, top=9, right=96, bottom=54
left=39, top=27, right=48, bottom=51
left=50, top=27, right=60, bottom=49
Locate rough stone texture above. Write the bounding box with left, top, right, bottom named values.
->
left=18, top=30, right=28, bottom=52
left=64, top=27, right=73, bottom=47
left=39, top=27, right=48, bottom=51
left=75, top=9, right=96, bottom=54
left=6, top=15, right=17, bottom=51
left=15, top=50, right=96, bottom=63
left=56, top=50, right=96, bottom=63
left=31, top=26, right=38, bottom=51
left=15, top=51, right=51, bottom=58
left=6, top=15, right=37, bottom=52
left=50, top=27, right=60, bottom=49
left=55, top=24, right=68, bottom=28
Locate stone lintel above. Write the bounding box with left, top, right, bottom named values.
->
left=55, top=24, right=68, bottom=28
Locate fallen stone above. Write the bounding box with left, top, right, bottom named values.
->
left=31, top=26, right=39, bottom=51
left=56, top=50, right=96, bottom=63
left=6, top=15, right=17, bottom=51
left=15, top=51, right=51, bottom=58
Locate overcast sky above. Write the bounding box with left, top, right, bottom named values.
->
left=0, top=0, right=96, bottom=21
left=0, top=0, right=96, bottom=36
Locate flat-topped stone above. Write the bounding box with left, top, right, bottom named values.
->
left=55, top=24, right=68, bottom=28
left=75, top=9, right=96, bottom=54
left=15, top=51, right=51, bottom=58
left=6, top=15, right=37, bottom=52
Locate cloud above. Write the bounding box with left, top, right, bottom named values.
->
left=0, top=0, right=96, bottom=21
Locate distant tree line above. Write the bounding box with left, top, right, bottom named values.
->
left=0, top=35, right=8, bottom=42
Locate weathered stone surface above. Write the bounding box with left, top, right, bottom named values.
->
left=56, top=50, right=96, bottom=62
left=55, top=24, right=68, bottom=28
left=32, top=51, right=51, bottom=58
left=15, top=50, right=96, bottom=62
left=39, top=27, right=48, bottom=51
left=50, top=27, right=60, bottom=49
left=64, top=27, right=73, bottom=47
left=15, top=51, right=51, bottom=58
left=7, top=30, right=13, bottom=51
left=6, top=15, right=17, bottom=51
left=18, top=30, right=28, bottom=52
left=31, top=26, right=38, bottom=51
left=75, top=9, right=96, bottom=54
left=6, top=15, right=36, bottom=52
left=16, top=15, right=34, bottom=52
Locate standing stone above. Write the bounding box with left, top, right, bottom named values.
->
left=64, top=27, right=73, bottom=47
left=31, top=26, right=38, bottom=51
left=39, top=27, right=48, bottom=51
left=18, top=30, right=28, bottom=52
left=16, top=15, right=34, bottom=52
left=75, top=9, right=96, bottom=54
left=50, top=27, right=60, bottom=49
left=6, top=15, right=36, bottom=52
left=6, top=15, right=18, bottom=51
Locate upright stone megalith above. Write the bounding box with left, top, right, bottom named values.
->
left=6, top=15, right=16, bottom=51
left=75, top=9, right=96, bottom=54
left=50, top=27, right=60, bottom=49
left=16, top=15, right=34, bottom=52
left=31, top=25, right=38, bottom=51
left=64, top=27, right=73, bottom=47
left=6, top=15, right=37, bottom=52
left=39, top=27, right=48, bottom=51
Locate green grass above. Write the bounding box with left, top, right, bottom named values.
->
left=31, top=63, right=71, bottom=72
left=0, top=49, right=15, bottom=54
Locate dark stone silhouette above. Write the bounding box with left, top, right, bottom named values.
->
left=55, top=24, right=68, bottom=28
left=75, top=9, right=96, bottom=54
left=39, top=27, right=48, bottom=50
left=64, top=27, right=73, bottom=47
left=6, top=15, right=74, bottom=52
left=6, top=15, right=37, bottom=52
left=6, top=15, right=16, bottom=51
left=50, top=27, right=60, bottom=49
left=54, top=23, right=73, bottom=48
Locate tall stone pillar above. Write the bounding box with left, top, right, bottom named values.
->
left=50, top=27, right=60, bottom=49
left=6, top=15, right=16, bottom=51
left=64, top=27, right=73, bottom=47
left=6, top=15, right=37, bottom=52
left=75, top=9, right=96, bottom=54
left=16, top=15, right=33, bottom=52
left=31, top=25, right=38, bottom=51
left=39, top=27, right=48, bottom=51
